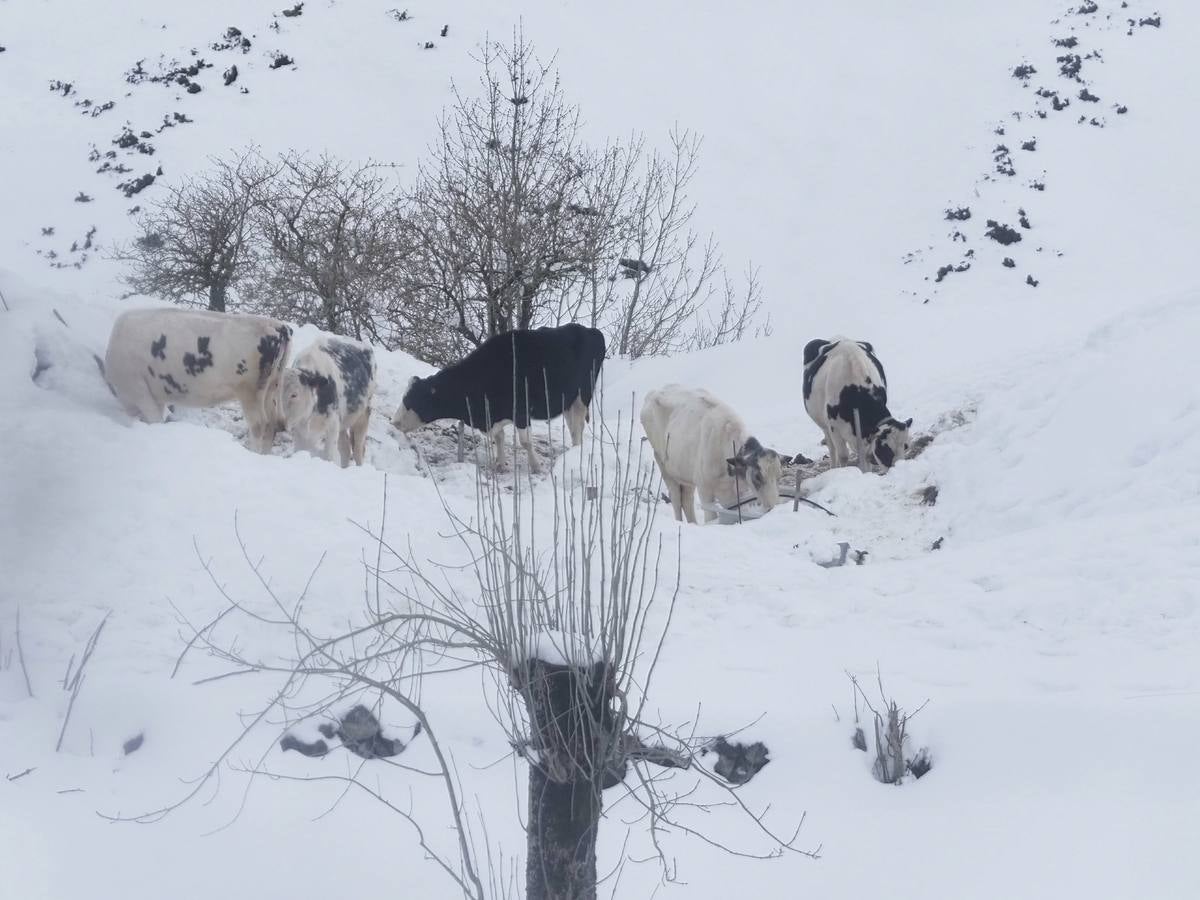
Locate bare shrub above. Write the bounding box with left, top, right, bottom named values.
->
left=400, top=29, right=607, bottom=363
left=142, top=403, right=814, bottom=897
left=400, top=30, right=766, bottom=364
left=249, top=152, right=410, bottom=344
left=116, top=150, right=274, bottom=311
left=847, top=668, right=930, bottom=784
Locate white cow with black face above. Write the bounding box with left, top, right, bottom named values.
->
left=802, top=337, right=911, bottom=470
left=279, top=336, right=377, bottom=467
left=102, top=308, right=292, bottom=453
left=640, top=384, right=783, bottom=524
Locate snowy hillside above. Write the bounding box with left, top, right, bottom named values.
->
left=3, top=2, right=1200, bottom=899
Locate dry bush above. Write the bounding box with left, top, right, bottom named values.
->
left=116, top=150, right=274, bottom=311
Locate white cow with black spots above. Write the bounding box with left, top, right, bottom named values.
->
left=279, top=336, right=377, bottom=467
left=102, top=308, right=292, bottom=453
left=640, top=384, right=783, bottom=524
left=802, top=337, right=911, bottom=470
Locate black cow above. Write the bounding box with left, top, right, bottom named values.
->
left=392, top=323, right=606, bottom=471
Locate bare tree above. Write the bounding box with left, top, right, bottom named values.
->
left=251, top=153, right=409, bottom=343
left=116, top=150, right=274, bottom=311
left=145, top=405, right=814, bottom=898
left=402, top=29, right=614, bottom=361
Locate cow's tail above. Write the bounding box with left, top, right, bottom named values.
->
left=93, top=353, right=118, bottom=397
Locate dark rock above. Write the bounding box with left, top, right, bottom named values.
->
left=706, top=737, right=770, bottom=785
left=269, top=52, right=293, bottom=69
left=74, top=191, right=93, bottom=203
left=1053, top=36, right=1079, bottom=48
left=1011, top=63, right=1036, bottom=80
left=1139, top=16, right=1161, bottom=28
left=223, top=64, right=238, bottom=85
left=117, top=173, right=155, bottom=197
left=1115, top=104, right=1128, bottom=114
left=944, top=206, right=971, bottom=221
left=1021, top=139, right=1037, bottom=151
left=1018, top=208, right=1032, bottom=229
left=1079, top=87, right=1100, bottom=102
left=123, top=733, right=145, bottom=755
left=1002, top=257, right=1016, bottom=268
left=1026, top=274, right=1039, bottom=287
left=930, top=537, right=944, bottom=551
left=919, top=485, right=939, bottom=506
left=185, top=82, right=201, bottom=94
left=440, top=24, right=449, bottom=37
left=282, top=3, right=304, bottom=17
left=985, top=220, right=1022, bottom=245
left=1030, top=180, right=1046, bottom=191
left=422, top=41, right=435, bottom=49
left=1057, top=53, right=1083, bottom=79
left=907, top=747, right=933, bottom=778
left=1077, top=1, right=1098, bottom=13
left=934, top=262, right=970, bottom=283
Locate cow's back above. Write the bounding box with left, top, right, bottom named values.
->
left=642, top=385, right=746, bottom=484
left=105, top=308, right=291, bottom=409
left=804, top=339, right=885, bottom=418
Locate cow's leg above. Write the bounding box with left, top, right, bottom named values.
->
left=826, top=424, right=845, bottom=467
left=241, top=396, right=271, bottom=454
left=698, top=486, right=718, bottom=524
left=680, top=483, right=698, bottom=524
left=662, top=475, right=685, bottom=522
left=566, top=397, right=587, bottom=446
left=490, top=422, right=508, bottom=470
left=121, top=376, right=165, bottom=424
left=321, top=419, right=341, bottom=465
left=338, top=428, right=352, bottom=467
left=518, top=427, right=541, bottom=474
left=348, top=406, right=370, bottom=466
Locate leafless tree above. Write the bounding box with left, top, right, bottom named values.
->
left=116, top=150, right=274, bottom=311
left=400, top=29, right=620, bottom=363
left=141, top=403, right=814, bottom=898
left=250, top=152, right=410, bottom=344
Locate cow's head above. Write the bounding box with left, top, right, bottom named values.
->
left=278, top=369, right=316, bottom=433
left=872, top=417, right=913, bottom=470
left=726, top=437, right=783, bottom=512
left=393, top=375, right=432, bottom=432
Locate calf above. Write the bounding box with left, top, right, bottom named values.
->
left=103, top=308, right=291, bottom=453
left=640, top=385, right=782, bottom=524
left=392, top=323, right=606, bottom=472
left=803, top=337, right=911, bottom=470
left=280, top=336, right=377, bottom=467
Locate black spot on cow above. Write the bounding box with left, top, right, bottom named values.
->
left=150, top=334, right=167, bottom=359
left=158, top=372, right=186, bottom=395
left=324, top=339, right=374, bottom=413
left=829, top=384, right=890, bottom=439
left=298, top=368, right=338, bottom=415
left=802, top=338, right=832, bottom=400
left=182, top=336, right=213, bottom=376
left=256, top=325, right=291, bottom=385
left=874, top=440, right=895, bottom=468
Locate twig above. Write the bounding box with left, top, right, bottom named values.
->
left=16, top=607, right=33, bottom=698
left=57, top=612, right=109, bottom=752
left=0, top=285, right=9, bottom=312
left=6, top=767, right=35, bottom=781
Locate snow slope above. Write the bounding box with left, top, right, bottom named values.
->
left=3, top=2, right=1200, bottom=899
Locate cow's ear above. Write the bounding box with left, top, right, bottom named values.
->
left=406, top=375, right=419, bottom=389
left=726, top=456, right=746, bottom=476
left=904, top=418, right=913, bottom=428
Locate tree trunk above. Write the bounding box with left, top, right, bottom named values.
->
left=208, top=280, right=227, bottom=313
left=526, top=763, right=601, bottom=900
left=515, top=657, right=618, bottom=900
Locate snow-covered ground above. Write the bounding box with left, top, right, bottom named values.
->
left=3, top=2, right=1199, bottom=898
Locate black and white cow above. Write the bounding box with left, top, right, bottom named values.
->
left=280, top=336, right=377, bottom=467
left=102, top=308, right=291, bottom=452
left=641, top=384, right=783, bottom=524
left=391, top=323, right=606, bottom=472
left=802, top=337, right=911, bottom=470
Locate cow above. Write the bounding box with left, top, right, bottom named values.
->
left=802, top=337, right=911, bottom=470
left=640, top=385, right=782, bottom=524
left=102, top=308, right=291, bottom=453
left=279, top=336, right=377, bottom=467
left=392, top=323, right=606, bottom=473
